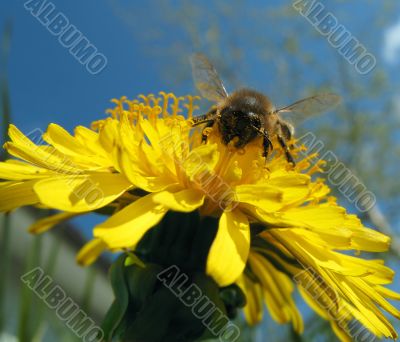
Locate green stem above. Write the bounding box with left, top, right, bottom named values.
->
left=31, top=234, right=62, bottom=339
left=17, top=235, right=42, bottom=342
left=1, top=21, right=12, bottom=156
left=0, top=21, right=12, bottom=334
left=0, top=213, right=11, bottom=331
left=81, top=267, right=97, bottom=314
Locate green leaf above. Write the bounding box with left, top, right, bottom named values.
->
left=101, top=254, right=130, bottom=341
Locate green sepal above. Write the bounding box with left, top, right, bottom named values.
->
left=102, top=210, right=242, bottom=342
left=123, top=286, right=179, bottom=342
left=136, top=210, right=218, bottom=273
left=125, top=263, right=162, bottom=311
left=124, top=252, right=146, bottom=268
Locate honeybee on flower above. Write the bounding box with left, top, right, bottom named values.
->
left=0, top=87, right=398, bottom=341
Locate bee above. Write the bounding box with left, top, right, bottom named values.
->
left=190, top=53, right=341, bottom=165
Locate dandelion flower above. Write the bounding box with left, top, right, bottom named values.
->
left=0, top=93, right=318, bottom=284
left=0, top=92, right=398, bottom=341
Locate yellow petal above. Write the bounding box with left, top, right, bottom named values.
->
left=152, top=189, right=204, bottom=212
left=270, top=229, right=373, bottom=277
left=330, top=321, right=352, bottom=342
left=34, top=173, right=132, bottom=212
left=236, top=275, right=263, bottom=325
left=246, top=206, right=353, bottom=248
left=267, top=173, right=310, bottom=186
left=74, top=126, right=111, bottom=167
left=139, top=119, right=163, bottom=155
left=6, top=125, right=81, bottom=173
left=76, top=238, right=107, bottom=266
left=43, top=123, right=87, bottom=157
left=234, top=184, right=283, bottom=211
left=350, top=277, right=400, bottom=320
left=43, top=123, right=110, bottom=168
left=344, top=257, right=395, bottom=285
left=0, top=160, right=50, bottom=180
left=94, top=194, right=168, bottom=249
left=351, top=227, right=390, bottom=252
left=0, top=180, right=39, bottom=211
left=206, top=209, right=250, bottom=286
left=183, top=143, right=219, bottom=181
left=282, top=205, right=347, bottom=229
left=376, top=285, right=400, bottom=300
left=98, top=118, right=119, bottom=153
left=156, top=119, right=190, bottom=164
left=298, top=285, right=331, bottom=320
left=265, top=173, right=312, bottom=204
left=74, top=125, right=99, bottom=144
left=119, top=148, right=175, bottom=192
left=344, top=293, right=395, bottom=338
left=249, top=253, right=303, bottom=333
left=29, top=211, right=82, bottom=234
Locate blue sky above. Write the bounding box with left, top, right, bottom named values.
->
left=0, top=1, right=169, bottom=133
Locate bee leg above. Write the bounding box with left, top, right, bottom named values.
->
left=191, top=108, right=217, bottom=127
left=192, top=116, right=211, bottom=126
left=280, top=121, right=296, bottom=149
left=262, top=131, right=273, bottom=159
left=201, top=120, right=215, bottom=144
left=277, top=134, right=296, bottom=165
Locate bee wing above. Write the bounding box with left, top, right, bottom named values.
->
left=190, top=53, right=229, bottom=103
left=275, top=93, right=341, bottom=122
